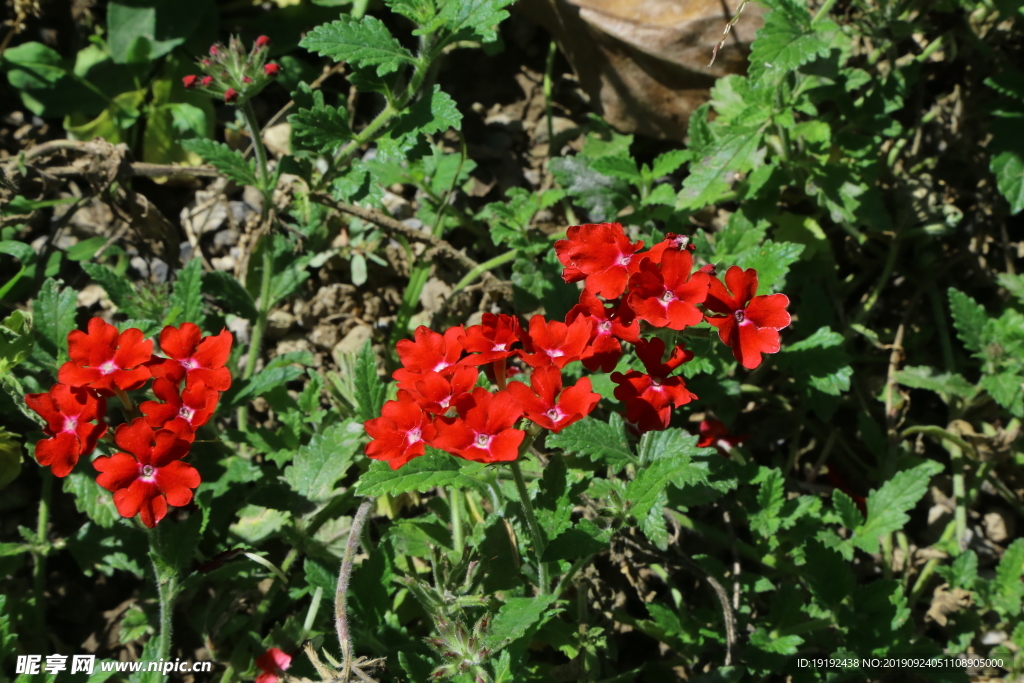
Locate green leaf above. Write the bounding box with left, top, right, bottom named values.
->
left=937, top=550, right=978, bottom=591
left=0, top=309, right=34, bottom=372
left=232, top=355, right=310, bottom=405
left=64, top=471, right=122, bottom=528
left=437, top=0, right=515, bottom=43
left=290, top=104, right=352, bottom=153
left=33, top=278, right=77, bottom=367
left=150, top=510, right=203, bottom=572
left=833, top=490, right=863, bottom=530
left=638, top=490, right=670, bottom=550
left=804, top=540, right=854, bottom=611
left=300, top=16, right=414, bottom=76
left=777, top=327, right=852, bottom=397
left=749, top=628, right=803, bottom=655
left=170, top=257, right=204, bottom=326
left=0, top=240, right=36, bottom=300
left=542, top=519, right=610, bottom=561
left=353, top=340, right=386, bottom=422
left=894, top=366, right=977, bottom=402
left=734, top=240, right=805, bottom=294
left=677, top=125, right=765, bottom=210
left=0, top=374, right=43, bottom=426
left=748, top=7, right=833, bottom=83
left=2, top=42, right=105, bottom=117
left=948, top=288, right=987, bottom=353
left=391, top=85, right=462, bottom=138
left=590, top=155, right=641, bottom=184
left=182, top=139, right=259, bottom=188
left=282, top=420, right=362, bottom=503
left=749, top=468, right=785, bottom=537
left=626, top=433, right=711, bottom=520
left=989, top=111, right=1024, bottom=214
left=534, top=455, right=580, bottom=542
left=202, top=271, right=258, bottom=321
left=107, top=0, right=207, bottom=64
left=483, top=595, right=558, bottom=650
left=851, top=461, right=943, bottom=553
left=991, top=538, right=1024, bottom=616
left=650, top=149, right=689, bottom=178
left=81, top=262, right=139, bottom=317
left=545, top=415, right=633, bottom=470
left=549, top=155, right=629, bottom=222
left=356, top=451, right=485, bottom=496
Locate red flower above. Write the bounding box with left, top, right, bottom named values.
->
left=93, top=418, right=199, bottom=528
left=182, top=75, right=199, bottom=88
left=209, top=44, right=220, bottom=56
left=696, top=418, right=749, bottom=456
left=634, top=233, right=695, bottom=266
left=141, top=379, right=219, bottom=432
left=243, top=76, right=253, bottom=84
left=224, top=88, right=239, bottom=103
left=565, top=291, right=640, bottom=372
left=149, top=323, right=233, bottom=391
left=255, top=648, right=291, bottom=683
left=201, top=76, right=213, bottom=87
left=25, top=384, right=107, bottom=477
left=519, top=315, right=593, bottom=369
left=506, top=366, right=600, bottom=433
left=555, top=223, right=644, bottom=299
left=365, top=400, right=437, bottom=470
left=397, top=366, right=478, bottom=416
left=264, top=63, right=280, bottom=77
left=58, top=318, right=153, bottom=394
left=255, top=35, right=272, bottom=49
left=627, top=249, right=710, bottom=330
left=432, top=388, right=524, bottom=463
left=611, top=338, right=697, bottom=432
left=704, top=266, right=791, bottom=369
left=393, top=326, right=465, bottom=386
left=458, top=313, right=521, bottom=365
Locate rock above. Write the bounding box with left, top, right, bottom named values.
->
left=77, top=284, right=108, bottom=309
left=275, top=334, right=312, bottom=357
left=382, top=191, right=413, bottom=220
left=332, top=324, right=373, bottom=362
left=983, top=510, right=1014, bottom=543
left=211, top=255, right=236, bottom=272
left=263, top=122, right=291, bottom=157
left=310, top=324, right=340, bottom=350
left=266, top=310, right=295, bottom=340
left=213, top=228, right=241, bottom=249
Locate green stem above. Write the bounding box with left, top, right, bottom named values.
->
left=544, top=40, right=557, bottom=159
left=32, top=470, right=52, bottom=647
left=452, top=250, right=517, bottom=293
left=812, top=0, right=839, bottom=24
left=389, top=263, right=431, bottom=351
left=450, top=487, right=465, bottom=557
left=335, top=104, right=398, bottom=166
left=850, top=239, right=899, bottom=329
left=925, top=281, right=956, bottom=372
left=509, top=440, right=549, bottom=595
left=239, top=102, right=270, bottom=207
left=237, top=244, right=274, bottom=430
left=909, top=519, right=956, bottom=605
left=151, top=557, right=179, bottom=677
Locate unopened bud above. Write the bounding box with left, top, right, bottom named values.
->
left=224, top=88, right=239, bottom=103
left=243, top=76, right=253, bottom=84
left=264, top=63, right=280, bottom=77
left=209, top=44, right=220, bottom=56
left=255, top=35, right=271, bottom=48
left=182, top=74, right=199, bottom=88
left=201, top=76, right=213, bottom=87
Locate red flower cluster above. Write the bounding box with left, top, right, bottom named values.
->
left=366, top=222, right=791, bottom=467
left=365, top=315, right=601, bottom=469
left=27, top=319, right=232, bottom=528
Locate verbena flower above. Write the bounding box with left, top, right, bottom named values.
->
left=254, top=648, right=291, bottom=683
left=25, top=384, right=107, bottom=477
left=141, top=378, right=220, bottom=432
left=149, top=323, right=233, bottom=391
left=506, top=366, right=600, bottom=432
left=627, top=248, right=710, bottom=330
left=565, top=291, right=639, bottom=372
left=457, top=313, right=521, bottom=365
left=93, top=418, right=200, bottom=528
left=555, top=222, right=645, bottom=299
left=58, top=318, right=152, bottom=394
left=611, top=338, right=697, bottom=432
left=432, top=388, right=525, bottom=463
left=398, top=366, right=478, bottom=416
left=704, top=266, right=791, bottom=369
left=365, top=399, right=437, bottom=470
left=393, top=326, right=465, bottom=385
left=518, top=315, right=593, bottom=369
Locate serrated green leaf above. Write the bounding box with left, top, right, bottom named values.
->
left=734, top=239, right=804, bottom=293
left=851, top=461, right=943, bottom=553
left=282, top=420, right=362, bottom=504
left=650, top=149, right=689, bottom=178
left=63, top=470, right=122, bottom=528
left=748, top=8, right=833, bottom=83
left=590, top=155, right=641, bottom=183
left=804, top=540, right=854, bottom=610
left=626, top=433, right=711, bottom=520
left=231, top=356, right=309, bottom=406
left=998, top=272, right=1024, bottom=303
left=202, top=271, right=258, bottom=321
left=639, top=489, right=671, bottom=550
left=777, top=327, right=852, bottom=397
left=483, top=595, right=558, bottom=650
left=356, top=451, right=485, bottom=496
left=170, top=257, right=204, bottom=326
left=549, top=155, right=629, bottom=222
left=32, top=278, right=77, bottom=367
left=437, top=0, right=514, bottom=43
left=391, top=85, right=462, bottom=138
left=750, top=468, right=785, bottom=537
left=981, top=372, right=1024, bottom=417
left=151, top=511, right=202, bottom=572
left=833, top=490, right=863, bottom=530
left=290, top=104, right=352, bottom=153
left=948, top=288, right=987, bottom=353
left=992, top=539, right=1024, bottom=616
left=542, top=519, right=610, bottom=561
left=82, top=262, right=140, bottom=316
left=937, top=550, right=978, bottom=591
left=545, top=415, right=633, bottom=470
left=182, top=139, right=259, bottom=188
left=353, top=339, right=385, bottom=422
left=300, top=16, right=414, bottom=76
left=534, top=455, right=580, bottom=542
left=677, top=126, right=765, bottom=209
left=894, top=366, right=977, bottom=402
left=749, top=628, right=803, bottom=654
left=0, top=310, right=34, bottom=372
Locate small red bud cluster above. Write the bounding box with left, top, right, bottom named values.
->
left=181, top=35, right=280, bottom=105
left=26, top=319, right=233, bottom=528
left=365, top=222, right=790, bottom=468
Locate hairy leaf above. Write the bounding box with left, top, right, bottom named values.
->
left=182, top=139, right=259, bottom=188
left=851, top=461, right=943, bottom=553
left=300, top=16, right=414, bottom=76
left=282, top=421, right=362, bottom=504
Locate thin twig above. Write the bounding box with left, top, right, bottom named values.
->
left=310, top=193, right=478, bottom=272
left=678, top=554, right=737, bottom=666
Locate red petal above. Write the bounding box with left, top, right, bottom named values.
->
left=114, top=418, right=155, bottom=461
left=192, top=329, right=233, bottom=369
left=25, top=391, right=62, bottom=433
left=57, top=362, right=103, bottom=388
left=113, top=328, right=153, bottom=370
left=34, top=433, right=81, bottom=477
left=744, top=294, right=791, bottom=330
left=156, top=461, right=201, bottom=506
left=94, top=452, right=141, bottom=492
left=159, top=323, right=202, bottom=361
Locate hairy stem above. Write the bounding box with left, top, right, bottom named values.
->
left=452, top=249, right=517, bottom=293
left=337, top=498, right=375, bottom=678
left=450, top=487, right=465, bottom=557
left=240, top=102, right=271, bottom=208
left=32, top=470, right=52, bottom=648
left=237, top=243, right=274, bottom=430
left=151, top=556, right=179, bottom=681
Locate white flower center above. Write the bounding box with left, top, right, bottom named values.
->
left=433, top=360, right=449, bottom=372
left=139, top=464, right=157, bottom=482
left=734, top=310, right=745, bottom=323
left=406, top=428, right=422, bottom=445
left=661, top=291, right=675, bottom=303
left=546, top=408, right=564, bottom=422
left=546, top=349, right=564, bottom=358
left=178, top=406, right=196, bottom=422
left=474, top=433, right=492, bottom=449
left=617, top=255, right=631, bottom=266
left=180, top=358, right=200, bottom=371
left=492, top=343, right=507, bottom=351
left=61, top=416, right=78, bottom=433
left=98, top=360, right=118, bottom=375
left=598, top=320, right=612, bottom=334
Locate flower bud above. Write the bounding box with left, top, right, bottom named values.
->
left=210, top=44, right=220, bottom=56
left=224, top=88, right=239, bottom=103
left=201, top=76, right=213, bottom=87
left=255, top=35, right=271, bottom=48
left=182, top=75, right=199, bottom=88
left=264, top=63, right=280, bottom=77
left=243, top=76, right=253, bottom=84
